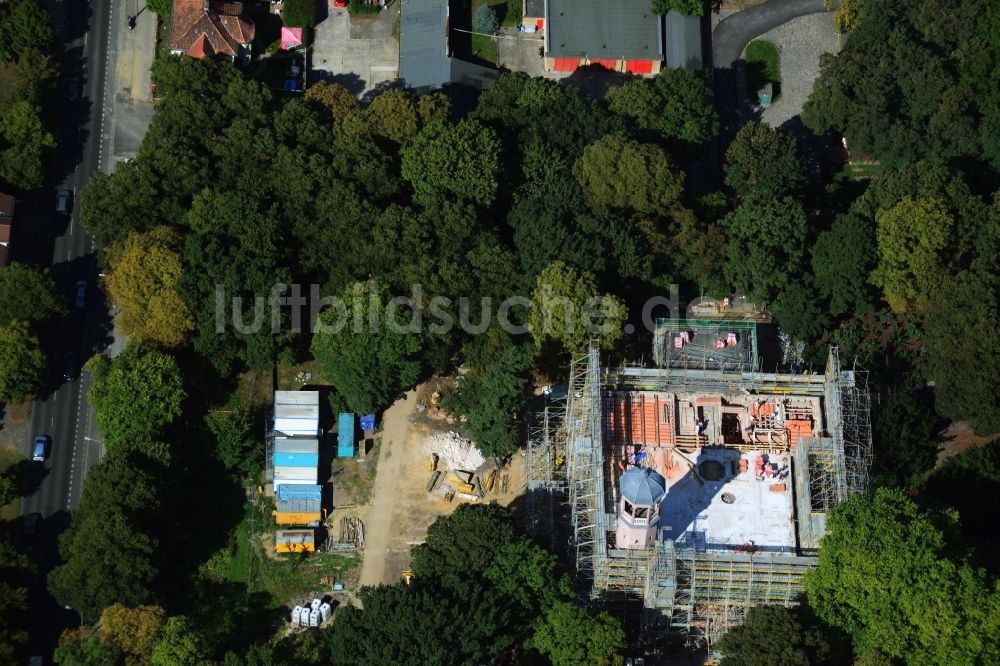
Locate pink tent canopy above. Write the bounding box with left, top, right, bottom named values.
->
left=280, top=26, right=303, bottom=50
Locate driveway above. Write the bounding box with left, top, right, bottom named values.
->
left=712, top=0, right=827, bottom=69
left=757, top=13, right=841, bottom=128
left=312, top=6, right=399, bottom=98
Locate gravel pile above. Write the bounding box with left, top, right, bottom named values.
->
left=424, top=432, right=484, bottom=471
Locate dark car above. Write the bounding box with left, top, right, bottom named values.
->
left=62, top=353, right=78, bottom=381
left=23, top=513, right=39, bottom=538
left=74, top=280, right=86, bottom=309
left=65, top=77, right=80, bottom=101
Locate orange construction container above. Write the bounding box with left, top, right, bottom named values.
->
left=273, top=510, right=323, bottom=525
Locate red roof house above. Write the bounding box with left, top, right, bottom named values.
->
left=169, top=0, right=255, bottom=63
left=0, top=192, right=14, bottom=267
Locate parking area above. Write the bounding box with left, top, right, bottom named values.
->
left=311, top=5, right=399, bottom=98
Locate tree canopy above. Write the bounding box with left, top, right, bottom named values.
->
left=0, top=319, right=45, bottom=403
left=529, top=260, right=626, bottom=353
left=106, top=226, right=195, bottom=348
left=0, top=262, right=64, bottom=326
left=528, top=601, right=627, bottom=666
left=605, top=68, right=717, bottom=143
left=401, top=118, right=501, bottom=205
left=87, top=342, right=186, bottom=449
left=573, top=133, right=684, bottom=213
left=724, top=122, right=806, bottom=198
left=806, top=488, right=1000, bottom=662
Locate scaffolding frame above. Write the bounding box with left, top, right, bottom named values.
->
left=653, top=319, right=760, bottom=372
left=528, top=344, right=872, bottom=652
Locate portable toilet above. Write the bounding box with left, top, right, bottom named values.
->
left=310, top=598, right=322, bottom=611
left=309, top=608, right=320, bottom=627
left=338, top=413, right=355, bottom=457
left=299, top=610, right=311, bottom=627
left=319, top=602, right=332, bottom=622
left=291, top=606, right=304, bottom=625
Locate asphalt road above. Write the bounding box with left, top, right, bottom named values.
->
left=19, top=0, right=118, bottom=655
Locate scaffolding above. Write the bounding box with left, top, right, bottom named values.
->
left=526, top=405, right=567, bottom=552
left=538, top=343, right=874, bottom=652
left=653, top=319, right=760, bottom=372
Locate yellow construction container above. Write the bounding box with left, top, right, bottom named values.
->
left=275, top=529, right=315, bottom=553
left=274, top=510, right=323, bottom=525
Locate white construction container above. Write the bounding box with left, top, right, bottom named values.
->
left=309, top=608, right=320, bottom=627
left=291, top=606, right=304, bottom=625
left=319, top=602, right=332, bottom=622
left=274, top=391, right=321, bottom=437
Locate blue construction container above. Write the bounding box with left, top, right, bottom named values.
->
left=360, top=414, right=376, bottom=431
left=338, top=412, right=355, bottom=457
left=273, top=452, right=320, bottom=468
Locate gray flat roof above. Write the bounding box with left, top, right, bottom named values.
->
left=399, top=0, right=451, bottom=89
left=546, top=0, right=662, bottom=60
left=525, top=0, right=544, bottom=18
left=664, top=11, right=702, bottom=69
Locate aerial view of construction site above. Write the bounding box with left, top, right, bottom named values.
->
left=526, top=315, right=873, bottom=654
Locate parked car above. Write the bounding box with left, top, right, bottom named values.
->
left=55, top=190, right=72, bottom=214
left=65, top=77, right=81, bottom=101
left=23, top=513, right=39, bottom=538
left=32, top=435, right=50, bottom=462
left=74, top=280, right=86, bottom=309
left=62, top=353, right=78, bottom=381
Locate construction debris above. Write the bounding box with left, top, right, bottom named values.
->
left=338, top=516, right=365, bottom=548
left=423, top=432, right=484, bottom=472
left=426, top=470, right=442, bottom=492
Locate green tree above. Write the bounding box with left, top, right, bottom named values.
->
left=326, top=583, right=514, bottom=666
left=53, top=628, right=119, bottom=665
left=529, top=261, right=626, bottom=353
left=401, top=118, right=501, bottom=205
left=87, top=343, right=186, bottom=448
left=652, top=0, right=703, bottom=16
left=448, top=336, right=532, bottom=459
left=528, top=602, right=627, bottom=666
left=417, top=91, right=451, bottom=125
left=281, top=0, right=317, bottom=27
left=100, top=603, right=167, bottom=666
left=79, top=162, right=160, bottom=249
left=146, top=0, right=173, bottom=15
left=151, top=616, right=208, bottom=666
left=922, top=269, right=1000, bottom=434
left=803, top=0, right=987, bottom=167
left=605, top=69, right=717, bottom=143
left=824, top=0, right=865, bottom=33
left=0, top=99, right=55, bottom=189
left=869, top=196, right=955, bottom=314
left=811, top=213, right=877, bottom=317
left=717, top=605, right=834, bottom=666
left=472, top=4, right=499, bottom=33
left=106, top=226, right=195, bottom=348
left=0, top=531, right=33, bottom=664
left=573, top=133, right=683, bottom=213
left=411, top=503, right=516, bottom=589
left=0, top=320, right=45, bottom=403
left=310, top=281, right=422, bottom=414
left=49, top=457, right=161, bottom=621
left=871, top=380, right=939, bottom=487
left=721, top=196, right=808, bottom=304
left=805, top=488, right=1000, bottom=663
left=0, top=0, right=55, bottom=62
left=724, top=122, right=805, bottom=197
left=206, top=406, right=262, bottom=478
left=363, top=88, right=421, bottom=144
left=0, top=262, right=64, bottom=327
left=303, top=81, right=357, bottom=123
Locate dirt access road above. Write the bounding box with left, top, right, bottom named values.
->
left=357, top=389, right=418, bottom=587
left=356, top=384, right=524, bottom=588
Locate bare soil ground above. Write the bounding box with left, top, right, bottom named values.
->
left=356, top=381, right=525, bottom=588
left=937, top=421, right=1000, bottom=463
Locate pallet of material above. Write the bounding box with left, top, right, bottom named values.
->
left=455, top=491, right=479, bottom=502
left=426, top=471, right=442, bottom=493
left=770, top=483, right=786, bottom=492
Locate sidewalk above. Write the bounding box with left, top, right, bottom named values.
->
left=111, top=8, right=157, bottom=164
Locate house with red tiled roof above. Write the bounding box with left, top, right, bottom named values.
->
left=0, top=192, right=15, bottom=267
left=169, top=0, right=255, bottom=63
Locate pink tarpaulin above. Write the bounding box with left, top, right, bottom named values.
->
left=280, top=27, right=303, bottom=50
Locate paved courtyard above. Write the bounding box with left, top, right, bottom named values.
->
left=312, top=6, right=399, bottom=98
left=754, top=13, right=841, bottom=127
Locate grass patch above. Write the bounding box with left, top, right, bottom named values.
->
left=746, top=39, right=780, bottom=101
left=471, top=33, right=498, bottom=64
left=0, top=445, right=23, bottom=521
left=331, top=436, right=380, bottom=506
left=277, top=358, right=328, bottom=391
left=208, top=498, right=359, bottom=604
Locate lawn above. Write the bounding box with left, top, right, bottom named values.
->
left=0, top=445, right=23, bottom=521
left=452, top=0, right=518, bottom=66
left=209, top=498, right=359, bottom=604
left=746, top=40, right=780, bottom=102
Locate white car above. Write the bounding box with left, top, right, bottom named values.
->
left=32, top=435, right=50, bottom=462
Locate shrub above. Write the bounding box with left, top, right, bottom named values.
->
left=283, top=0, right=318, bottom=27
left=348, top=0, right=380, bottom=17
left=473, top=5, right=500, bottom=34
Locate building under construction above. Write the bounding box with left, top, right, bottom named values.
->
left=526, top=322, right=872, bottom=652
